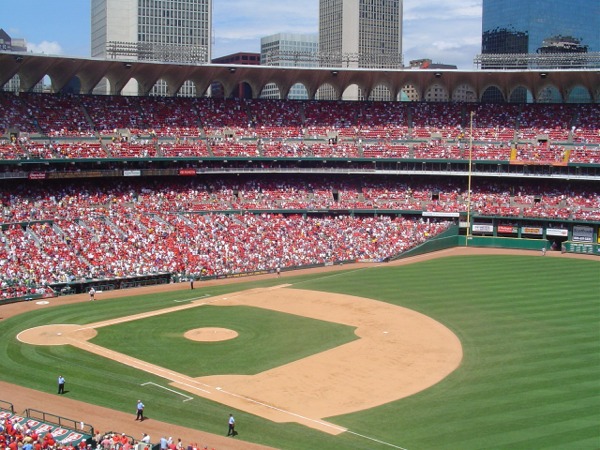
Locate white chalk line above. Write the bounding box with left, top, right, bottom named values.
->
left=141, top=382, right=194, bottom=401
left=75, top=298, right=221, bottom=331
left=175, top=293, right=211, bottom=303
left=214, top=386, right=346, bottom=433
left=214, top=387, right=407, bottom=449
left=63, top=337, right=214, bottom=394
left=346, top=430, right=408, bottom=449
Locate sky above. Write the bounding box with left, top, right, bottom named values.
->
left=3, top=0, right=483, bottom=70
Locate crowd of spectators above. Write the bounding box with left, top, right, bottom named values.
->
left=0, top=176, right=598, bottom=299
left=0, top=93, right=598, bottom=300
left=46, top=176, right=598, bottom=217
left=517, top=104, right=572, bottom=141
left=572, top=104, right=600, bottom=144
left=0, top=94, right=595, bottom=450
left=1, top=93, right=599, bottom=165
left=0, top=207, right=452, bottom=298
left=6, top=135, right=596, bottom=163
left=0, top=416, right=61, bottom=450
left=1, top=176, right=598, bottom=223
left=411, top=103, right=463, bottom=139
left=0, top=417, right=218, bottom=450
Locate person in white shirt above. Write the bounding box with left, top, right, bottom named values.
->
left=57, top=375, right=65, bottom=394
left=227, top=414, right=235, bottom=436
left=136, top=400, right=145, bottom=421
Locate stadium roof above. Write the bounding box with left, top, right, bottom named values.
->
left=1, top=51, right=599, bottom=102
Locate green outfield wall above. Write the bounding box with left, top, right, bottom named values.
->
left=392, top=225, right=460, bottom=260
left=459, top=235, right=546, bottom=250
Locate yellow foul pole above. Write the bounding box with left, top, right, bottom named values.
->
left=466, top=111, right=474, bottom=246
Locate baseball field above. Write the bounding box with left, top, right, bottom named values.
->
left=0, top=248, right=598, bottom=450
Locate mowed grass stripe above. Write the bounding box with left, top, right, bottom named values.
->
left=514, top=424, right=600, bottom=450
left=420, top=401, right=599, bottom=440
left=381, top=389, right=600, bottom=449
left=449, top=423, right=600, bottom=450
left=472, top=361, right=590, bottom=392
left=441, top=372, right=597, bottom=400
left=430, top=387, right=599, bottom=426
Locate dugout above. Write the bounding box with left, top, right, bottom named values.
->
left=50, top=272, right=171, bottom=296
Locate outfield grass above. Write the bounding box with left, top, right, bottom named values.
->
left=0, top=255, right=598, bottom=449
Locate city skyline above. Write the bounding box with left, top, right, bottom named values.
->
left=3, top=0, right=483, bottom=69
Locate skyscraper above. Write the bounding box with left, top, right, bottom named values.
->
left=482, top=0, right=599, bottom=56
left=0, top=29, right=26, bottom=53
left=319, top=0, right=403, bottom=100
left=0, top=29, right=42, bottom=93
left=261, top=33, right=319, bottom=99
left=91, top=0, right=212, bottom=95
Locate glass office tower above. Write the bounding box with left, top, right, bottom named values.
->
left=260, top=33, right=319, bottom=99
left=482, top=0, right=599, bottom=54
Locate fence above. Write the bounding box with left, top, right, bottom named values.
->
left=25, top=408, right=94, bottom=435
left=0, top=400, right=14, bottom=413
left=561, top=241, right=600, bottom=256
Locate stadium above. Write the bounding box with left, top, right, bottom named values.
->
left=0, top=52, right=599, bottom=450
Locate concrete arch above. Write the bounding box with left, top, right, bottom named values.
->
left=424, top=82, right=450, bottom=102
left=480, top=84, right=507, bottom=103
left=536, top=83, right=563, bottom=103
left=315, top=83, right=339, bottom=101
left=565, top=84, right=593, bottom=103
left=508, top=85, right=533, bottom=103
left=2, top=53, right=599, bottom=104
left=368, top=83, right=393, bottom=101
left=451, top=83, right=477, bottom=102
left=400, top=82, right=421, bottom=101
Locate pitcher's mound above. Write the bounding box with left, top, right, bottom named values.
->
left=184, top=328, right=238, bottom=342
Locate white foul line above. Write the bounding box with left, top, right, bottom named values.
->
left=214, top=386, right=346, bottom=433
left=175, top=294, right=211, bottom=303
left=141, top=382, right=194, bottom=401
left=214, top=387, right=407, bottom=449
left=346, top=430, right=408, bottom=449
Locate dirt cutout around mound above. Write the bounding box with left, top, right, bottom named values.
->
left=17, top=284, right=462, bottom=435
left=184, top=328, right=239, bottom=342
